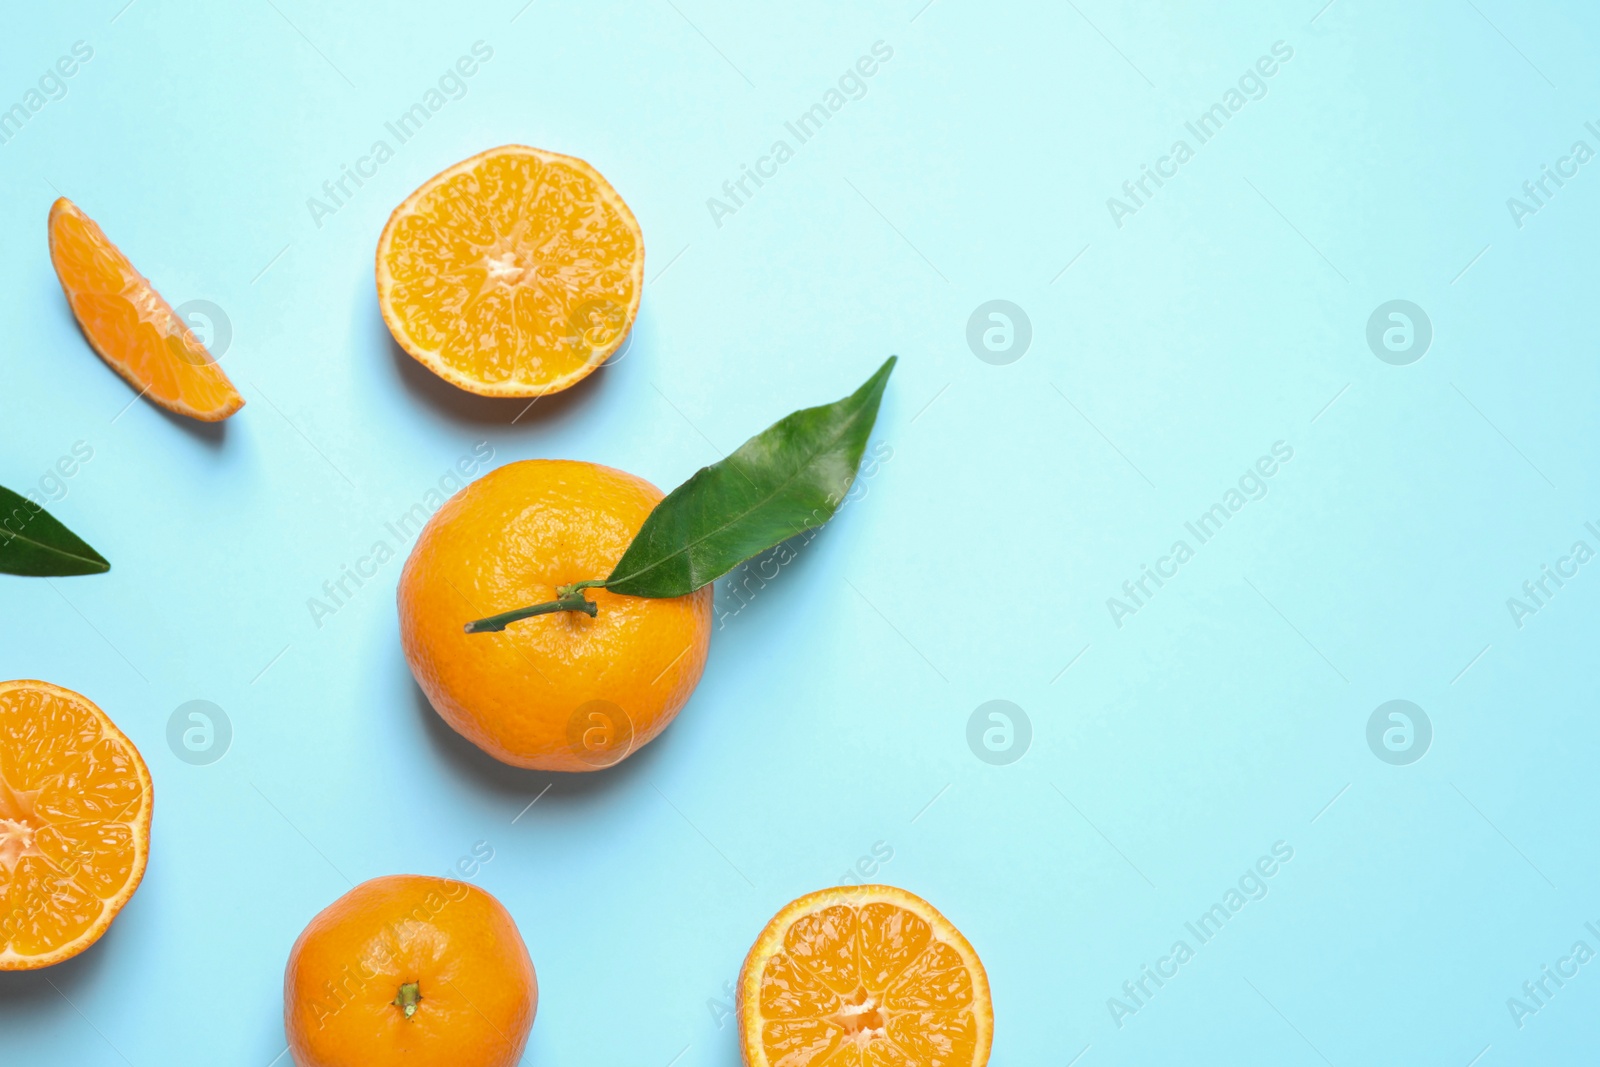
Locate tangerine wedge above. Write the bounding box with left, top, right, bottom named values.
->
left=376, top=145, right=644, bottom=398
left=48, top=197, right=244, bottom=421
left=738, top=885, right=993, bottom=1067
left=0, top=680, right=153, bottom=970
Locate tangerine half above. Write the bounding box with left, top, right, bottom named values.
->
left=738, top=885, right=993, bottom=1067
left=376, top=145, right=644, bottom=397
left=0, top=679, right=153, bottom=970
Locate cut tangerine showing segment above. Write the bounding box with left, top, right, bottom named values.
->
left=376, top=144, right=644, bottom=398
left=738, top=885, right=993, bottom=1067
left=47, top=198, right=244, bottom=422
left=0, top=680, right=152, bottom=970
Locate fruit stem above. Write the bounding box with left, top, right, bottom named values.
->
left=394, top=981, right=422, bottom=1019
left=463, top=580, right=607, bottom=633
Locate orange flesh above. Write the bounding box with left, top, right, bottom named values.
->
left=742, top=888, right=991, bottom=1067
left=47, top=198, right=244, bottom=422
left=376, top=144, right=643, bottom=397
left=0, top=681, right=151, bottom=970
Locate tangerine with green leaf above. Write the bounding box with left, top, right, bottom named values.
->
left=400, top=359, right=893, bottom=771
left=399, top=460, right=713, bottom=771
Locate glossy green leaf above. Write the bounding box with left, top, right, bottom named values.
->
left=604, top=356, right=895, bottom=598
left=0, top=485, right=109, bottom=576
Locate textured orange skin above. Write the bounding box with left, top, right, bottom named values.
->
left=736, top=885, right=994, bottom=1067
left=399, top=460, right=712, bottom=771
left=0, top=680, right=152, bottom=971
left=284, top=875, right=536, bottom=1067
left=47, top=198, right=244, bottom=422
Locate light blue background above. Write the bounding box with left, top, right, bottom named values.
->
left=2, top=1, right=1598, bottom=1064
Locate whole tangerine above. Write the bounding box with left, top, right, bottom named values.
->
left=283, top=874, right=536, bottom=1067
left=399, top=459, right=712, bottom=771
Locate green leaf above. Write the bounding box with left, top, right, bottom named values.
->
left=0, top=485, right=110, bottom=576
left=604, top=356, right=895, bottom=598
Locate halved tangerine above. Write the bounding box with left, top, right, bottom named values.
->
left=375, top=144, right=644, bottom=398
left=738, top=885, right=993, bottom=1067
left=0, top=680, right=152, bottom=970
left=48, top=198, right=244, bottom=422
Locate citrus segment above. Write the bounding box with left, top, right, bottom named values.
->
left=786, top=904, right=862, bottom=994
left=739, top=886, right=992, bottom=1067
left=47, top=198, right=244, bottom=422
left=376, top=145, right=644, bottom=397
left=858, top=902, right=933, bottom=990
left=0, top=680, right=152, bottom=970
left=884, top=941, right=976, bottom=1011
left=761, top=952, right=844, bottom=1017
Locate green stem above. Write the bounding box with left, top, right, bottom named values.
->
left=394, top=981, right=422, bottom=1019
left=463, top=580, right=608, bottom=633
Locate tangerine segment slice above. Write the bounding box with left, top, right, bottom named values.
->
left=0, top=680, right=152, bottom=970
left=375, top=144, right=644, bottom=398
left=47, top=198, right=244, bottom=422
left=739, top=886, right=992, bottom=1067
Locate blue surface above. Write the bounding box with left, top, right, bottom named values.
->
left=2, top=1, right=1599, bottom=1064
